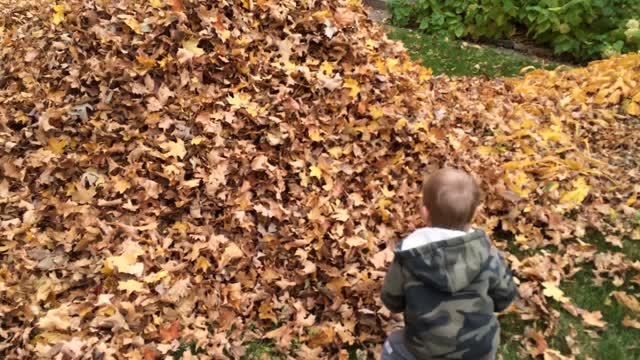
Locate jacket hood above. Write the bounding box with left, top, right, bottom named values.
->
left=395, top=228, right=491, bottom=293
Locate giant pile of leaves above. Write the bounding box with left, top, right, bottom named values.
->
left=1, top=0, right=639, bottom=358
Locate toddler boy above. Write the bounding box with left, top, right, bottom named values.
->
left=380, top=168, right=517, bottom=360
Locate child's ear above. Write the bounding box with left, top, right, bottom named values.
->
left=421, top=206, right=431, bottom=225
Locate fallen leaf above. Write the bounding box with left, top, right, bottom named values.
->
left=218, top=243, right=244, bottom=270
left=581, top=310, right=607, bottom=328
left=118, top=280, right=149, bottom=295
left=159, top=320, right=181, bottom=342
left=621, top=316, right=640, bottom=329
left=611, top=291, right=640, bottom=313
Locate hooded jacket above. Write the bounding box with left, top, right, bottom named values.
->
left=381, top=228, right=517, bottom=360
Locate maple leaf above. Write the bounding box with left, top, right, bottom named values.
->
left=622, top=316, right=640, bottom=329
left=227, top=92, right=251, bottom=107
left=38, top=304, right=73, bottom=331
left=342, top=78, right=361, bottom=98
left=118, top=280, right=149, bottom=295
left=581, top=310, right=607, bottom=328
left=104, top=242, right=144, bottom=277
left=611, top=291, right=640, bottom=313
left=160, top=139, right=187, bottom=159
left=542, top=282, right=569, bottom=303
left=309, top=166, right=323, bottom=179
left=47, top=137, right=67, bottom=155
left=560, top=177, right=590, bottom=206
left=177, top=39, right=205, bottom=63
left=159, top=320, right=181, bottom=342
left=52, top=4, right=64, bottom=25
left=123, top=16, right=143, bottom=35
left=218, top=243, right=244, bottom=270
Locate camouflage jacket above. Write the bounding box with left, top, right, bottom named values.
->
left=381, top=228, right=517, bottom=360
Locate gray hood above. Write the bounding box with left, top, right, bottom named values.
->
left=394, top=228, right=491, bottom=293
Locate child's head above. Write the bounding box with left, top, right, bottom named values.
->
left=421, top=168, right=481, bottom=231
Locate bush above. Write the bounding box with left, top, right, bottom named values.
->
left=389, top=0, right=640, bottom=61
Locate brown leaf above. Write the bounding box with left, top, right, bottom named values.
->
left=581, top=310, right=607, bottom=328
left=611, top=291, right=640, bottom=313
left=621, top=316, right=640, bottom=329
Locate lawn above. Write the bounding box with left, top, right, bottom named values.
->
left=387, top=27, right=561, bottom=78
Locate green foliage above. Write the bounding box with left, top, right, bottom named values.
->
left=388, top=0, right=640, bottom=61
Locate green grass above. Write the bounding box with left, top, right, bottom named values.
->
left=388, top=27, right=561, bottom=78
left=241, top=340, right=282, bottom=360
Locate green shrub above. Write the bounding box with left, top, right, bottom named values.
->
left=388, top=0, right=640, bottom=61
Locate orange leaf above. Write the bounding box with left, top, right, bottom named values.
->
left=159, top=319, right=181, bottom=342
left=143, top=347, right=157, bottom=360
left=170, top=0, right=184, bottom=12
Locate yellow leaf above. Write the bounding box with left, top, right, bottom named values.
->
left=124, top=16, right=142, bottom=35
left=258, top=301, right=278, bottom=324
left=309, top=166, right=322, bottom=179
left=319, top=61, right=333, bottom=75
left=542, top=282, right=569, bottom=303
left=506, top=170, right=532, bottom=198
left=160, top=138, right=187, bottom=159
left=626, top=194, right=637, bottom=206
left=181, top=39, right=205, bottom=56
left=326, top=277, right=349, bottom=295
left=394, top=117, right=408, bottom=131
left=477, top=146, right=497, bottom=156
left=143, top=270, right=169, bottom=283
left=48, top=137, right=67, bottom=155
left=309, top=128, right=324, bottom=142
left=195, top=256, right=211, bottom=272
left=117, top=280, right=149, bottom=295
left=52, top=4, right=64, bottom=25
left=150, top=0, right=166, bottom=8
left=369, top=106, right=384, bottom=120
left=191, top=136, right=206, bottom=145
left=342, top=78, right=360, bottom=98
left=136, top=55, right=156, bottom=69
left=112, top=177, right=131, bottom=194
left=312, top=10, right=331, bottom=21
left=105, top=243, right=144, bottom=277
left=627, top=101, right=640, bottom=116
left=227, top=92, right=251, bottom=107
left=328, top=147, right=343, bottom=159
left=560, top=177, right=590, bottom=205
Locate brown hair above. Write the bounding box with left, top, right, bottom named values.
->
left=422, top=168, right=481, bottom=231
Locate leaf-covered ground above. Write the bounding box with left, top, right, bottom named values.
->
left=0, top=0, right=639, bottom=359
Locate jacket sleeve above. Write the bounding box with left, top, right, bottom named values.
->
left=488, top=247, right=517, bottom=312
left=380, top=258, right=405, bottom=313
